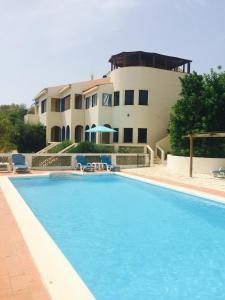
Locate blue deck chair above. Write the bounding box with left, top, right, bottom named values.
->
left=11, top=154, right=30, bottom=173
left=100, top=155, right=119, bottom=171
left=75, top=155, right=92, bottom=171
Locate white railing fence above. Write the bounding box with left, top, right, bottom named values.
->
left=146, top=145, right=154, bottom=166
left=156, top=145, right=166, bottom=163
left=155, top=136, right=170, bottom=163
left=36, top=142, right=60, bottom=154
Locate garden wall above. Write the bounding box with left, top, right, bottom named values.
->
left=167, top=154, right=225, bottom=174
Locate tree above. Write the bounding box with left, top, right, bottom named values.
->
left=14, top=123, right=46, bottom=153
left=0, top=114, right=16, bottom=152
left=168, top=70, right=225, bottom=158
left=0, top=103, right=46, bottom=153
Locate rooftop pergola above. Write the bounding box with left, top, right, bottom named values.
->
left=184, top=132, right=225, bottom=177
left=109, top=51, right=192, bottom=73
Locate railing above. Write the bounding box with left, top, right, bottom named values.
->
left=156, top=145, right=165, bottom=163
left=146, top=145, right=154, bottom=166
left=0, top=153, right=150, bottom=170
left=0, top=154, right=10, bottom=163
left=155, top=136, right=170, bottom=164
left=36, top=142, right=60, bottom=154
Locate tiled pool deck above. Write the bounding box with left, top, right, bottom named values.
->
left=0, top=187, right=50, bottom=300
left=0, top=168, right=224, bottom=299
left=123, top=170, right=225, bottom=198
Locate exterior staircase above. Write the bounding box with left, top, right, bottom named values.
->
left=36, top=142, right=60, bottom=154
left=155, top=135, right=171, bottom=164
left=153, top=156, right=162, bottom=165
left=37, top=142, right=76, bottom=167
left=59, top=143, right=77, bottom=153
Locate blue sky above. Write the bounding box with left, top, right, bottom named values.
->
left=0, top=0, right=224, bottom=105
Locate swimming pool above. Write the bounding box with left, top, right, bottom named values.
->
left=10, top=174, right=225, bottom=300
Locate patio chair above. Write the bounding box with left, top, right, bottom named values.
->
left=100, top=155, right=120, bottom=171
left=75, top=155, right=94, bottom=171
left=211, top=167, right=225, bottom=178
left=11, top=154, right=30, bottom=173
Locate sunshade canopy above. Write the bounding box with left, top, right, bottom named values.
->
left=85, top=125, right=117, bottom=133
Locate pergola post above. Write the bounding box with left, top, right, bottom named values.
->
left=183, top=132, right=225, bottom=178
left=189, top=134, right=193, bottom=177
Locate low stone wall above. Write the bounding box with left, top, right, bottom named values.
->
left=167, top=154, right=225, bottom=174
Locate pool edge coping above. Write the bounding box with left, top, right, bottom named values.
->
left=118, top=172, right=225, bottom=204
left=0, top=175, right=95, bottom=300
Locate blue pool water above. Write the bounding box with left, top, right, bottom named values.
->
left=11, top=174, right=225, bottom=300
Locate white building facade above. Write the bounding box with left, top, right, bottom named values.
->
left=25, top=51, right=191, bottom=148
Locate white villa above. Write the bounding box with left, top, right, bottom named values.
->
left=25, top=51, right=191, bottom=148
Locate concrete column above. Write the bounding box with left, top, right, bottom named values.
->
left=133, top=127, right=138, bottom=144
left=111, top=154, right=117, bottom=165
left=46, top=126, right=51, bottom=143
left=134, top=89, right=139, bottom=105
left=119, top=127, right=123, bottom=143
left=70, top=125, right=75, bottom=142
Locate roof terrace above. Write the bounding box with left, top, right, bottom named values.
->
left=109, top=51, right=192, bottom=73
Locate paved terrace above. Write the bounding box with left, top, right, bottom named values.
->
left=123, top=164, right=225, bottom=196
left=0, top=166, right=224, bottom=300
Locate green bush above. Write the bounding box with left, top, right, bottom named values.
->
left=0, top=104, right=46, bottom=153
left=48, top=140, right=71, bottom=153
left=168, top=70, right=225, bottom=158
left=14, top=123, right=46, bottom=153
left=67, top=141, right=115, bottom=153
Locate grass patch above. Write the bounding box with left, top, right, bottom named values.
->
left=48, top=140, right=72, bottom=153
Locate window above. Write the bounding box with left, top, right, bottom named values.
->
left=124, top=128, right=133, bottom=143
left=138, top=128, right=147, bottom=143
left=125, top=90, right=134, bottom=105
left=60, top=98, right=65, bottom=112
left=139, top=90, right=148, bottom=105
left=66, top=125, right=70, bottom=140
left=75, top=125, right=83, bottom=142
left=92, top=94, right=97, bottom=107
left=113, top=128, right=119, bottom=143
left=91, top=125, right=96, bottom=143
left=85, top=97, right=91, bottom=109
left=102, top=93, right=112, bottom=106
left=51, top=98, right=60, bottom=112
left=62, top=127, right=65, bottom=141
left=75, top=94, right=82, bottom=109
left=114, top=91, right=120, bottom=106
left=64, top=95, right=71, bottom=110
left=41, top=99, right=46, bottom=113
left=60, top=95, right=70, bottom=111
left=85, top=125, right=90, bottom=141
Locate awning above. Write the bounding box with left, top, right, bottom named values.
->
left=85, top=125, right=117, bottom=133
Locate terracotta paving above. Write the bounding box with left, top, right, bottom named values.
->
left=0, top=189, right=51, bottom=300
left=122, top=170, right=225, bottom=199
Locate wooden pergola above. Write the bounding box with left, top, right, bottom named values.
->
left=184, top=132, right=225, bottom=177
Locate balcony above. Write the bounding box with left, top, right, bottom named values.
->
left=24, top=114, right=39, bottom=124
